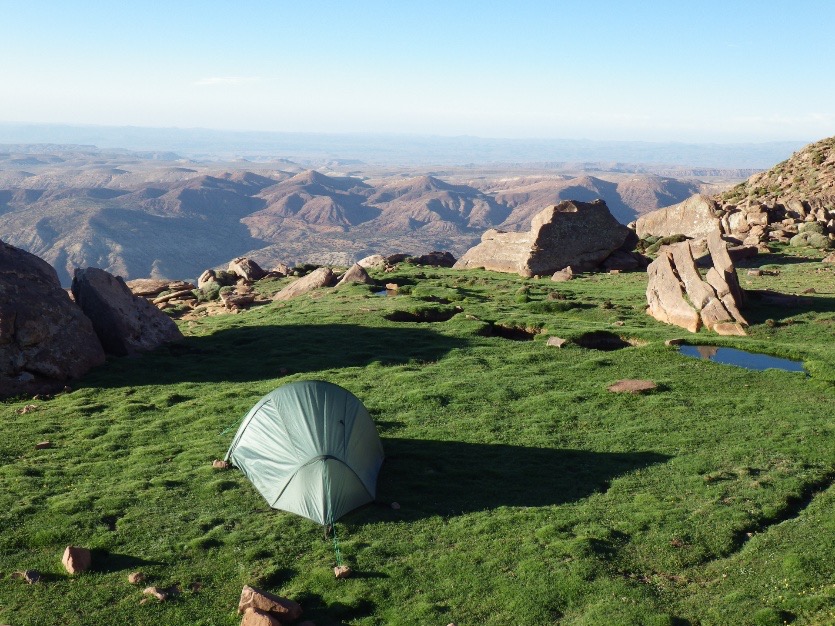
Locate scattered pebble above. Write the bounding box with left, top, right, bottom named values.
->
left=212, top=459, right=230, bottom=469
left=333, top=565, right=352, bottom=579
left=34, top=441, right=52, bottom=450
left=128, top=571, right=145, bottom=584
left=143, top=586, right=168, bottom=601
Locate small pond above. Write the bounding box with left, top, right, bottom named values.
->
left=678, top=345, right=806, bottom=373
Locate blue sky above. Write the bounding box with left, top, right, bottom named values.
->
left=1, top=0, right=833, bottom=142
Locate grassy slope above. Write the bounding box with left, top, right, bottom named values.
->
left=1, top=249, right=834, bottom=626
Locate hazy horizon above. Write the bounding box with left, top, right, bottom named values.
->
left=1, top=1, right=834, bottom=144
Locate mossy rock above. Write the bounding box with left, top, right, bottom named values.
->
left=798, top=221, right=825, bottom=235
left=790, top=232, right=832, bottom=249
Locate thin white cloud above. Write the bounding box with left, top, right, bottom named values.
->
left=194, top=76, right=262, bottom=87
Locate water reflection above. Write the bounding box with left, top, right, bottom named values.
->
left=679, top=346, right=805, bottom=373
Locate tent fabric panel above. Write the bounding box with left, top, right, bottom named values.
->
left=226, top=396, right=302, bottom=505
left=274, top=458, right=374, bottom=525
left=343, top=403, right=385, bottom=498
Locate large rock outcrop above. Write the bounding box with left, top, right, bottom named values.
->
left=635, top=194, right=723, bottom=240
left=1, top=241, right=105, bottom=397
left=453, top=200, right=632, bottom=277
left=71, top=268, right=184, bottom=356
left=646, top=230, right=747, bottom=335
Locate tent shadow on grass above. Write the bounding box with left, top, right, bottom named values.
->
left=354, top=438, right=670, bottom=520
left=80, top=323, right=467, bottom=388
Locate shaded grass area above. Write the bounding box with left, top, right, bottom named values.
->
left=2, top=249, right=835, bottom=625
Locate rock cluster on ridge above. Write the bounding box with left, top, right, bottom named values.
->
left=635, top=136, right=835, bottom=250
left=453, top=199, right=633, bottom=277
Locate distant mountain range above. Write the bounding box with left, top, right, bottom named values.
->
left=0, top=145, right=733, bottom=284
left=0, top=122, right=807, bottom=168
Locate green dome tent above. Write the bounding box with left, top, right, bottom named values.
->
left=225, top=381, right=385, bottom=526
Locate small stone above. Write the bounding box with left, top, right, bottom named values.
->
left=238, top=585, right=303, bottom=620
left=607, top=379, right=657, bottom=394
left=143, top=586, right=168, bottom=601
left=385, top=283, right=399, bottom=291
left=128, top=571, right=145, bottom=584
left=664, top=338, right=685, bottom=346
left=34, top=440, right=52, bottom=450
left=212, top=459, right=230, bottom=469
left=551, top=267, right=573, bottom=282
left=546, top=336, right=567, bottom=348
left=391, top=502, right=401, bottom=510
left=12, top=570, right=40, bottom=584
left=62, top=546, right=92, bottom=574
left=334, top=565, right=353, bottom=579
left=609, top=269, right=622, bottom=274
left=747, top=269, right=762, bottom=277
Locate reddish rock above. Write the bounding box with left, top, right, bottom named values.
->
left=1, top=240, right=105, bottom=398
left=551, top=267, right=573, bottom=282
left=272, top=268, right=336, bottom=301
left=455, top=200, right=631, bottom=276
left=646, top=250, right=701, bottom=333
left=635, top=194, right=722, bottom=239
left=71, top=267, right=183, bottom=356
left=357, top=254, right=386, bottom=270
left=241, top=608, right=285, bottom=626
left=128, top=571, right=145, bottom=584
left=126, top=279, right=195, bottom=297
left=237, top=586, right=303, bottom=621
left=228, top=257, right=266, bottom=282
left=335, top=263, right=374, bottom=287
left=143, top=586, right=168, bottom=601
left=62, top=546, right=92, bottom=574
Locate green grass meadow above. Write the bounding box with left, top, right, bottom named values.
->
left=2, top=249, right=835, bottom=625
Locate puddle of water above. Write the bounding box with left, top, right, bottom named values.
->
left=678, top=346, right=805, bottom=373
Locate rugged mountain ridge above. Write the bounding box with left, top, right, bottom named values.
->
left=0, top=148, right=722, bottom=283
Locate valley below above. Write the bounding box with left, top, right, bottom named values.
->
left=0, top=145, right=744, bottom=285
